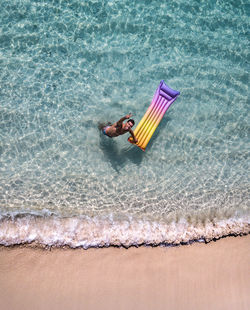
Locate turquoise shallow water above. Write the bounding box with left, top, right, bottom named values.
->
left=0, top=0, right=249, bottom=247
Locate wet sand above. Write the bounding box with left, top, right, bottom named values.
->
left=0, top=235, right=249, bottom=310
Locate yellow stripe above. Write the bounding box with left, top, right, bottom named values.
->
left=135, top=96, right=161, bottom=139
left=140, top=102, right=170, bottom=149
left=138, top=101, right=165, bottom=148
left=136, top=97, right=163, bottom=142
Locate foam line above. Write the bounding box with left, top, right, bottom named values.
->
left=0, top=213, right=249, bottom=249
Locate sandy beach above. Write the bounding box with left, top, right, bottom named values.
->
left=0, top=235, right=249, bottom=310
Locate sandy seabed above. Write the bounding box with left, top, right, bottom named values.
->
left=0, top=235, right=249, bottom=310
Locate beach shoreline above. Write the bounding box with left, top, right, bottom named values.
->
left=0, top=235, right=249, bottom=310
left=1, top=213, right=249, bottom=248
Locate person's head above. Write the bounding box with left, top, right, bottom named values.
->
left=125, top=119, right=135, bottom=130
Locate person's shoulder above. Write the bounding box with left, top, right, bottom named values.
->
left=116, top=122, right=122, bottom=128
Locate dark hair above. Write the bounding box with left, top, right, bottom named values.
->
left=128, top=119, right=135, bottom=126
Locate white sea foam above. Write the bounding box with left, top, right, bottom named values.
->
left=0, top=213, right=249, bottom=249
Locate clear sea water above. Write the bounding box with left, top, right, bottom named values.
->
left=0, top=0, right=249, bottom=248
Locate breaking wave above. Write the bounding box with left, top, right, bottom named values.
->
left=1, top=212, right=249, bottom=249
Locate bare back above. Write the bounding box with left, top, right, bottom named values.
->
left=105, top=123, right=129, bottom=137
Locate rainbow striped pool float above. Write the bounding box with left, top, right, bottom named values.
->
left=128, top=80, right=180, bottom=151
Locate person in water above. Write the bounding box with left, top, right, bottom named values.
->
left=100, top=113, right=138, bottom=143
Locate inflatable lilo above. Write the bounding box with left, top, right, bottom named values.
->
left=128, top=80, right=180, bottom=151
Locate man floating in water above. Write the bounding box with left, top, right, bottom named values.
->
left=99, top=113, right=138, bottom=143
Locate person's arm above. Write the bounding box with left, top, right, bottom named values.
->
left=116, top=113, right=132, bottom=127
left=129, top=128, right=138, bottom=143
